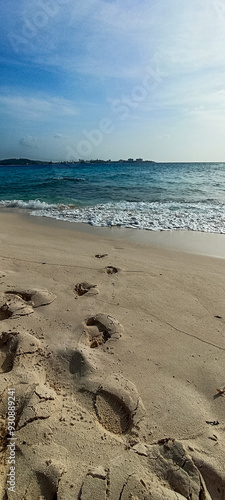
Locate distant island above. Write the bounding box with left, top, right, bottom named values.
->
left=0, top=158, right=48, bottom=165
left=0, top=158, right=155, bottom=166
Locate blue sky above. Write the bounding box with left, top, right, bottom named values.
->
left=1, top=0, right=225, bottom=161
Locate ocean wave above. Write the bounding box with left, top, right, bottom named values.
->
left=1, top=199, right=225, bottom=233
left=0, top=199, right=57, bottom=210
left=32, top=200, right=225, bottom=233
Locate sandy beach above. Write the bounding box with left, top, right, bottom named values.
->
left=0, top=211, right=225, bottom=499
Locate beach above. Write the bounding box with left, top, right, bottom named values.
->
left=0, top=210, right=225, bottom=499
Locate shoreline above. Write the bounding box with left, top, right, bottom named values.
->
left=1, top=207, right=225, bottom=259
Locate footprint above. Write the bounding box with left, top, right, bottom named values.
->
left=105, top=266, right=119, bottom=275
left=94, top=388, right=132, bottom=434
left=0, top=287, right=56, bottom=321
left=76, top=375, right=145, bottom=438
left=0, top=294, right=34, bottom=319
left=5, top=287, right=56, bottom=308
left=0, top=332, right=18, bottom=373
left=95, top=254, right=108, bottom=259
left=0, top=330, right=46, bottom=386
left=84, top=314, right=122, bottom=348
left=74, top=282, right=98, bottom=297
left=6, top=291, right=33, bottom=302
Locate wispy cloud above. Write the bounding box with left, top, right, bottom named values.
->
left=1, top=0, right=225, bottom=160
left=2, top=0, right=224, bottom=84
left=0, top=93, right=79, bottom=121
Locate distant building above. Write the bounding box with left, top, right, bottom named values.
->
left=136, top=158, right=143, bottom=162
left=128, top=158, right=134, bottom=162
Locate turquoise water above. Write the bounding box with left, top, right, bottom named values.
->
left=0, top=161, right=225, bottom=232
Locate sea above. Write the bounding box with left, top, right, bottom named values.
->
left=0, top=161, right=225, bottom=233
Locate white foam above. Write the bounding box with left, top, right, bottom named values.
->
left=29, top=200, right=225, bottom=234
left=1, top=199, right=225, bottom=233
left=0, top=199, right=56, bottom=210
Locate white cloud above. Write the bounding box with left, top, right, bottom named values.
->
left=19, top=135, right=37, bottom=148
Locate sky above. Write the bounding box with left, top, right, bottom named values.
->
left=1, top=0, right=225, bottom=162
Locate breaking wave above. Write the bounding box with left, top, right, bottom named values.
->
left=1, top=199, right=224, bottom=233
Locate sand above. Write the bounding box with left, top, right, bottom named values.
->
left=0, top=211, right=225, bottom=499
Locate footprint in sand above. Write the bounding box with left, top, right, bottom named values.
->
left=5, top=287, right=56, bottom=308
left=0, top=332, right=18, bottom=373
left=0, top=329, right=47, bottom=388
left=84, top=314, right=123, bottom=349
left=105, top=266, right=119, bottom=275
left=95, top=254, right=108, bottom=258
left=0, top=287, right=56, bottom=320
left=92, top=376, right=145, bottom=436
left=0, top=296, right=33, bottom=319
left=74, top=282, right=98, bottom=297
left=77, top=375, right=145, bottom=439
left=94, top=388, right=132, bottom=434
